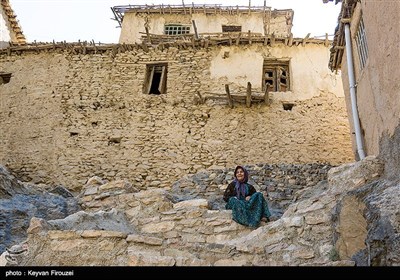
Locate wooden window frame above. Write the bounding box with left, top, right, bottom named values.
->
left=164, top=24, right=191, bottom=35
left=143, top=63, right=168, bottom=95
left=222, top=25, right=242, bottom=33
left=355, top=17, right=369, bottom=70
left=263, top=59, right=290, bottom=92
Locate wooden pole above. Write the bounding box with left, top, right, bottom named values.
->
left=246, top=82, right=252, bottom=108
left=145, top=27, right=150, bottom=43
left=264, top=83, right=271, bottom=106
left=225, top=84, right=233, bottom=109
left=192, top=20, right=199, bottom=39
left=182, top=0, right=186, bottom=14
left=325, top=33, right=329, bottom=47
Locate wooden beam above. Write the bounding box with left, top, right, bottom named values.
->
left=324, top=33, right=329, bottom=47
left=182, top=0, right=186, bottom=14
left=246, top=82, right=252, bottom=108
left=191, top=35, right=196, bottom=47
left=236, top=33, right=241, bottom=45
left=192, top=20, right=199, bottom=39
left=225, top=84, right=234, bottom=109
left=145, top=26, right=150, bottom=43
left=270, top=33, right=275, bottom=47
left=264, top=83, right=271, bottom=106
left=302, top=33, right=310, bottom=47
left=288, top=33, right=293, bottom=46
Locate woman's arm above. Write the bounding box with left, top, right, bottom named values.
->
left=223, top=182, right=235, bottom=202
left=246, top=184, right=257, bottom=199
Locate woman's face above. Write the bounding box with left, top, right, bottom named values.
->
left=235, top=168, right=245, bottom=182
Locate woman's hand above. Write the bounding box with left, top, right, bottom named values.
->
left=245, top=196, right=250, bottom=201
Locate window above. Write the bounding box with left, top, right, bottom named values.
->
left=164, top=24, right=190, bottom=35
left=222, top=25, right=242, bottom=32
left=355, top=18, right=368, bottom=70
left=263, top=60, right=290, bottom=92
left=144, top=63, right=168, bottom=95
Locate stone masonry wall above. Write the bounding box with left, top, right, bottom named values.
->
left=0, top=44, right=353, bottom=192
left=11, top=156, right=387, bottom=266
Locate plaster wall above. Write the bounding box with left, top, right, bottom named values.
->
left=0, top=6, right=11, bottom=48
left=340, top=1, right=400, bottom=157
left=119, top=12, right=289, bottom=44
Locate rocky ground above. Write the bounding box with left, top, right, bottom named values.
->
left=1, top=156, right=399, bottom=266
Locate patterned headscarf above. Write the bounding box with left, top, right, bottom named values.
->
left=234, top=165, right=249, bottom=199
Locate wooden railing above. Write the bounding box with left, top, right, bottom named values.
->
left=198, top=82, right=271, bottom=108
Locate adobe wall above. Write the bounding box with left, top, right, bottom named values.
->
left=120, top=11, right=289, bottom=44
left=340, top=1, right=400, bottom=157
left=0, top=43, right=353, bottom=192
left=0, top=5, right=11, bottom=48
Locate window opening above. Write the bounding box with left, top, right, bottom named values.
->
left=164, top=24, right=191, bottom=35
left=144, top=63, right=168, bottom=95
left=222, top=25, right=242, bottom=32
left=263, top=60, right=290, bottom=92
left=355, top=17, right=368, bottom=70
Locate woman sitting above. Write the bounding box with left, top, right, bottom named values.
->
left=223, top=165, right=271, bottom=228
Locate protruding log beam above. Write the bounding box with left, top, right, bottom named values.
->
left=246, top=82, right=252, bottom=107
left=264, top=83, right=271, bottom=106
left=225, top=84, right=234, bottom=109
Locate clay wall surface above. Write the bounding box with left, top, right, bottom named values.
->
left=0, top=43, right=353, bottom=191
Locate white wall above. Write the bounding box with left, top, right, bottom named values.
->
left=209, top=44, right=344, bottom=101
left=0, top=9, right=12, bottom=48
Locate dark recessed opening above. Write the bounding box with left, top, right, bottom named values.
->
left=283, top=103, right=294, bottom=111
left=149, top=71, right=162, bottom=95
left=0, top=73, right=12, bottom=84
left=108, top=137, right=122, bottom=145
left=70, top=132, right=79, bottom=137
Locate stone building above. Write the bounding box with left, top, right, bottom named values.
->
left=112, top=3, right=294, bottom=44
left=325, top=0, right=399, bottom=156
left=0, top=0, right=25, bottom=48
left=325, top=0, right=400, bottom=180
left=0, top=3, right=353, bottom=192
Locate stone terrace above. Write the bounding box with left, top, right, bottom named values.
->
left=9, top=157, right=387, bottom=266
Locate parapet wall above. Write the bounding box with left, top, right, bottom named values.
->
left=0, top=43, right=353, bottom=192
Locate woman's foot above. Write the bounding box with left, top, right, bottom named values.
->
left=261, top=217, right=270, bottom=222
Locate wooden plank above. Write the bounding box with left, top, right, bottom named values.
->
left=246, top=82, right=252, bottom=107
left=192, top=20, right=199, bottom=39
left=145, top=27, right=150, bottom=43
left=302, top=33, right=310, bottom=46
left=324, top=33, right=329, bottom=47
left=182, top=0, right=186, bottom=14
left=264, top=83, right=271, bottom=106
left=288, top=33, right=293, bottom=46
left=236, top=33, right=241, bottom=45
left=270, top=33, right=275, bottom=47
left=159, top=65, right=167, bottom=94
left=225, top=84, right=234, bottom=109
